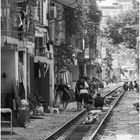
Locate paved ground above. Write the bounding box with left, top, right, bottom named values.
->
left=1, top=84, right=119, bottom=140
left=1, top=102, right=81, bottom=140
left=96, top=90, right=139, bottom=140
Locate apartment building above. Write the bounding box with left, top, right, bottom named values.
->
left=48, top=0, right=78, bottom=88
left=34, top=0, right=54, bottom=111
left=1, top=0, right=55, bottom=112
left=1, top=0, right=36, bottom=108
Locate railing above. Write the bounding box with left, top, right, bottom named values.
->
left=1, top=30, right=34, bottom=43
left=1, top=16, right=35, bottom=43
left=35, top=48, right=53, bottom=59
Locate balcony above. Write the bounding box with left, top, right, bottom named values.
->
left=1, top=30, right=34, bottom=43
left=35, top=48, right=53, bottom=59
left=1, top=15, right=35, bottom=43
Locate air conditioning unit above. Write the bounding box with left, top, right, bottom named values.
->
left=49, top=6, right=57, bottom=19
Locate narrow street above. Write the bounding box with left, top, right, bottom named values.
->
left=96, top=90, right=139, bottom=140
left=1, top=0, right=139, bottom=140
left=1, top=85, right=117, bottom=140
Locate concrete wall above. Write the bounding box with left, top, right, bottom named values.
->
left=43, top=0, right=49, bottom=26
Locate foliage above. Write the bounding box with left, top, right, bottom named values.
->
left=27, top=94, right=38, bottom=110
left=64, top=0, right=102, bottom=39
left=104, top=9, right=139, bottom=49
left=104, top=49, right=113, bottom=70
left=55, top=0, right=102, bottom=72
left=97, top=37, right=114, bottom=70
left=64, top=7, right=80, bottom=38
left=54, top=42, right=74, bottom=73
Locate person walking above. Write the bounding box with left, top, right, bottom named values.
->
left=129, top=81, right=134, bottom=91
left=79, top=77, right=91, bottom=110
left=56, top=82, right=71, bottom=111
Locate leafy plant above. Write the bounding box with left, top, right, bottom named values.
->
left=104, top=9, right=139, bottom=49
left=54, top=42, right=74, bottom=74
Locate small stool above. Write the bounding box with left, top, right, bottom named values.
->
left=50, top=108, right=59, bottom=114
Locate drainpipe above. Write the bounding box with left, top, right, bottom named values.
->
left=15, top=51, right=18, bottom=82
left=48, top=0, right=55, bottom=107
left=49, top=50, right=54, bottom=107
left=24, top=50, right=27, bottom=100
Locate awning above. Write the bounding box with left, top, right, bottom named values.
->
left=35, top=26, right=49, bottom=38
left=34, top=56, right=53, bottom=64
left=74, top=48, right=83, bottom=53
left=53, top=0, right=77, bottom=8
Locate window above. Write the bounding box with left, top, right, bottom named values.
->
left=44, top=33, right=47, bottom=46
left=35, top=37, right=44, bottom=48
left=39, top=37, right=43, bottom=47
left=50, top=2, right=55, bottom=6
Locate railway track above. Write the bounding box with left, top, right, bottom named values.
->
left=46, top=86, right=124, bottom=140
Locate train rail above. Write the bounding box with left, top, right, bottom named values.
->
left=46, top=86, right=124, bottom=140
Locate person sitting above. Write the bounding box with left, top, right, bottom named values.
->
left=94, top=93, right=105, bottom=110
left=134, top=81, right=139, bottom=93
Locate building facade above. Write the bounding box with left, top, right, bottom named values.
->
left=1, top=0, right=36, bottom=108
left=1, top=0, right=55, bottom=112
left=97, top=0, right=135, bottom=82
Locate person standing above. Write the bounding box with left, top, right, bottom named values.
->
left=18, top=57, right=25, bottom=100
left=79, top=77, right=90, bottom=110
left=129, top=81, right=134, bottom=91
left=75, top=78, right=85, bottom=111
left=56, top=79, right=71, bottom=111
left=61, top=84, right=71, bottom=110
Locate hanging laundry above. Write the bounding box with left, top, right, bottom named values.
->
left=18, top=61, right=25, bottom=100
left=19, top=82, right=25, bottom=100
left=18, top=15, right=23, bottom=40
left=18, top=61, right=24, bottom=83
left=39, top=69, right=41, bottom=78
left=18, top=13, right=23, bottom=28
left=25, top=5, right=30, bottom=32
left=20, top=10, right=26, bottom=21
left=47, top=43, right=50, bottom=51
left=39, top=62, right=49, bottom=77
left=44, top=63, right=49, bottom=77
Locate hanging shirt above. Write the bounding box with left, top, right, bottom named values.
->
left=18, top=62, right=24, bottom=83
left=80, top=89, right=88, bottom=94
left=85, top=81, right=89, bottom=88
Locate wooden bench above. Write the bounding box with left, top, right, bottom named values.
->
left=1, top=108, right=13, bottom=134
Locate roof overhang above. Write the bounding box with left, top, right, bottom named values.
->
left=53, top=0, right=78, bottom=8
left=34, top=56, right=53, bottom=64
